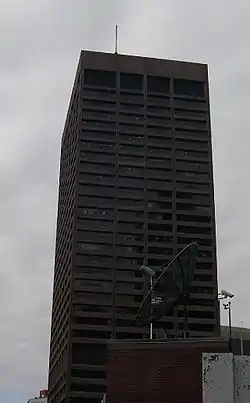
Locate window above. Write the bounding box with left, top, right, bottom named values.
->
left=120, top=103, right=144, bottom=113
left=71, top=368, right=105, bottom=379
left=176, top=161, right=209, bottom=173
left=148, top=258, right=170, bottom=267
left=82, top=121, right=116, bottom=133
left=176, top=171, right=210, bottom=180
left=196, top=262, right=213, bottom=270
left=78, top=207, right=113, bottom=218
left=83, top=98, right=115, bottom=108
left=134, top=283, right=143, bottom=290
left=177, top=225, right=211, bottom=235
left=120, top=93, right=143, bottom=104
left=78, top=195, right=115, bottom=208
left=119, top=134, right=144, bottom=145
left=83, top=110, right=116, bottom=120
left=116, top=306, right=139, bottom=315
left=174, top=108, right=206, bottom=118
left=117, top=210, right=144, bottom=220
left=148, top=235, right=173, bottom=243
left=81, top=130, right=116, bottom=143
left=78, top=242, right=102, bottom=251
left=78, top=184, right=115, bottom=197
left=190, top=298, right=214, bottom=307
left=174, top=79, right=205, bottom=98
left=148, top=246, right=172, bottom=255
left=83, top=88, right=116, bottom=101
left=175, top=138, right=208, bottom=151
left=148, top=223, right=172, bottom=232
left=120, top=73, right=143, bottom=91
left=178, top=236, right=212, bottom=247
left=116, top=332, right=142, bottom=339
left=176, top=191, right=210, bottom=204
left=147, top=146, right=172, bottom=157
left=80, top=162, right=115, bottom=176
left=176, top=181, right=210, bottom=191
left=174, top=98, right=206, bottom=108
left=73, top=316, right=111, bottom=325
left=119, top=113, right=144, bottom=123
left=176, top=119, right=207, bottom=129
left=148, top=211, right=172, bottom=219
left=176, top=149, right=208, bottom=159
left=73, top=303, right=111, bottom=313
left=198, top=249, right=213, bottom=258
left=117, top=221, right=144, bottom=233
left=117, top=245, right=144, bottom=254
left=118, top=199, right=144, bottom=209
left=84, top=69, right=116, bottom=88
left=193, top=273, right=213, bottom=282
left=79, top=173, right=114, bottom=183
left=118, top=188, right=145, bottom=199
left=75, top=255, right=113, bottom=267
left=117, top=234, right=144, bottom=243
left=119, top=144, right=144, bottom=155
left=148, top=95, right=170, bottom=107
left=71, top=383, right=105, bottom=393
left=72, top=343, right=106, bottom=365
left=177, top=214, right=211, bottom=224
left=147, top=75, right=170, bottom=94
left=156, top=190, right=172, bottom=199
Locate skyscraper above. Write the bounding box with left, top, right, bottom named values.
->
left=48, top=51, right=220, bottom=403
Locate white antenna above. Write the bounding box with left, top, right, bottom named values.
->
left=115, top=24, right=118, bottom=54
left=240, top=320, right=244, bottom=355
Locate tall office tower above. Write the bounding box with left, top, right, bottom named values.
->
left=48, top=51, right=220, bottom=403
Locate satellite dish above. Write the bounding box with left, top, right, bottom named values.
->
left=135, top=242, right=198, bottom=338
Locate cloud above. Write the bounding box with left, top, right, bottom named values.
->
left=1, top=0, right=250, bottom=400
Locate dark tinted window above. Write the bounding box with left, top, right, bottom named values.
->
left=84, top=69, right=116, bottom=88
left=72, top=343, right=106, bottom=365
left=174, top=79, right=205, bottom=97
left=120, top=73, right=143, bottom=91
left=71, top=383, right=105, bottom=393
left=147, top=75, right=170, bottom=94
left=71, top=368, right=105, bottom=379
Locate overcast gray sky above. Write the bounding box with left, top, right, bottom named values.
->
left=1, top=0, right=250, bottom=401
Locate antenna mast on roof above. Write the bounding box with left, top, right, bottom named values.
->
left=240, top=320, right=244, bottom=355
left=115, top=24, right=118, bottom=54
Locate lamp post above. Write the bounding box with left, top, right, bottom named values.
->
left=223, top=301, right=232, bottom=352
left=218, top=289, right=234, bottom=353
left=140, top=265, right=155, bottom=340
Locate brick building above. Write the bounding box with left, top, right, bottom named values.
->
left=105, top=339, right=228, bottom=403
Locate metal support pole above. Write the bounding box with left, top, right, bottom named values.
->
left=175, top=307, right=179, bottom=339
left=240, top=321, right=244, bottom=355
left=183, top=297, right=188, bottom=339
left=149, top=276, right=153, bottom=340
left=228, top=301, right=232, bottom=353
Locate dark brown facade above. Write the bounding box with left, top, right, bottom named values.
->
left=106, top=339, right=228, bottom=403
left=48, top=51, right=220, bottom=403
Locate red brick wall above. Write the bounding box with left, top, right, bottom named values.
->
left=106, top=340, right=228, bottom=403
